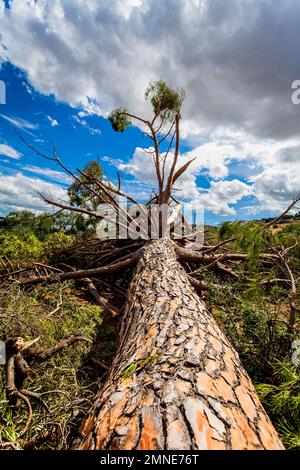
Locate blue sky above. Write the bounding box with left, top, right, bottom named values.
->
left=0, top=0, right=300, bottom=225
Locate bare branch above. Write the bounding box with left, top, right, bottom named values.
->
left=84, top=278, right=121, bottom=317
left=264, top=193, right=300, bottom=228
left=22, top=250, right=141, bottom=286
left=40, top=195, right=104, bottom=219
left=172, top=156, right=197, bottom=186
left=163, top=114, right=180, bottom=201
left=27, top=335, right=90, bottom=362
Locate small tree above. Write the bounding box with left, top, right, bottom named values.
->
left=68, top=160, right=104, bottom=210
left=108, top=80, right=189, bottom=208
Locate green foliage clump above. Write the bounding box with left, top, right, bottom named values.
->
left=108, top=81, right=184, bottom=133
left=0, top=227, right=73, bottom=263
left=0, top=282, right=107, bottom=449
left=210, top=295, right=286, bottom=381
left=2, top=210, right=76, bottom=239
left=0, top=231, right=44, bottom=260
left=43, top=231, right=73, bottom=254
left=145, top=79, right=184, bottom=122
left=256, top=360, right=300, bottom=449
left=67, top=160, right=105, bottom=212
left=219, top=221, right=268, bottom=271
left=108, top=107, right=132, bottom=132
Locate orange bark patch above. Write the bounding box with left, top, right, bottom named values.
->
left=208, top=335, right=223, bottom=353
left=95, top=394, right=127, bottom=449
left=175, top=379, right=192, bottom=395
left=205, top=358, right=221, bottom=375
left=258, top=419, right=285, bottom=449
left=229, top=408, right=262, bottom=449
left=235, top=386, right=258, bottom=421
left=79, top=415, right=94, bottom=436
left=95, top=418, right=109, bottom=449
left=229, top=424, right=248, bottom=450
left=167, top=417, right=190, bottom=450
left=193, top=336, right=207, bottom=354
left=214, top=376, right=237, bottom=403
left=78, top=434, right=94, bottom=450
left=134, top=325, right=157, bottom=358
left=184, top=397, right=226, bottom=449
left=137, top=407, right=161, bottom=450
left=196, top=371, right=217, bottom=397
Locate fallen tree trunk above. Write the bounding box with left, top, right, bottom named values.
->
left=74, top=238, right=284, bottom=450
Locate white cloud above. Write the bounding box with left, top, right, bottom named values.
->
left=0, top=113, right=38, bottom=130
left=196, top=179, right=252, bottom=216
left=0, top=143, right=22, bottom=159
left=113, top=132, right=300, bottom=216
left=22, top=165, right=72, bottom=184
left=115, top=145, right=253, bottom=215
left=1, top=0, right=299, bottom=218
left=251, top=162, right=300, bottom=213
left=1, top=0, right=300, bottom=141
left=0, top=171, right=67, bottom=214
left=73, top=115, right=101, bottom=135
left=46, top=115, right=58, bottom=127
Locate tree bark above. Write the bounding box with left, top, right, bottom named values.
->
left=74, top=238, right=284, bottom=450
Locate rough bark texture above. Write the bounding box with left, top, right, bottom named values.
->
left=74, top=238, right=284, bottom=450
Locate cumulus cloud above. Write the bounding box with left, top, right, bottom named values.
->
left=0, top=171, right=67, bottom=214
left=1, top=0, right=300, bottom=140
left=251, top=162, right=300, bottom=212
left=0, top=143, right=22, bottom=159
left=115, top=145, right=253, bottom=215
left=114, top=130, right=300, bottom=215
left=197, top=180, right=252, bottom=216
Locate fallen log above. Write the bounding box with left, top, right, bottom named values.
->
left=74, top=238, right=284, bottom=450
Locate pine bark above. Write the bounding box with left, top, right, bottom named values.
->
left=74, top=238, right=284, bottom=450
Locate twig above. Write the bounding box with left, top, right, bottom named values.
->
left=14, top=391, right=33, bottom=438
left=46, top=292, right=63, bottom=317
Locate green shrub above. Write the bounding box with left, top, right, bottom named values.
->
left=43, top=231, right=73, bottom=255
left=256, top=360, right=300, bottom=449
left=0, top=231, right=44, bottom=260
left=0, top=282, right=107, bottom=449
